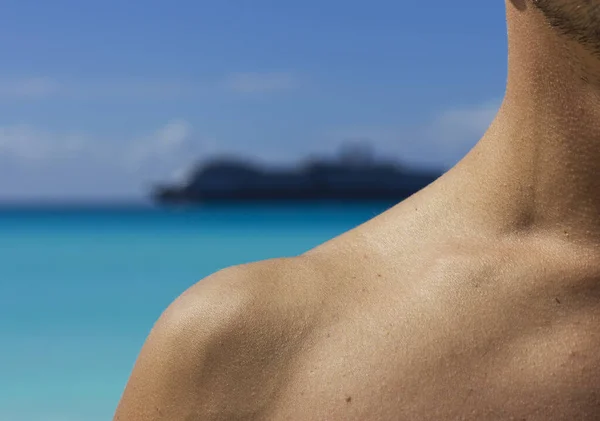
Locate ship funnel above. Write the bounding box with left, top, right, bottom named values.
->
left=338, top=138, right=375, bottom=166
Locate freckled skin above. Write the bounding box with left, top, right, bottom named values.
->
left=114, top=1, right=600, bottom=420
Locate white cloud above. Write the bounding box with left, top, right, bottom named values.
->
left=67, top=79, right=192, bottom=100
left=224, top=72, right=296, bottom=93
left=325, top=99, right=501, bottom=170
left=416, top=99, right=501, bottom=166
left=427, top=99, right=500, bottom=145
left=0, top=77, right=59, bottom=99
left=0, top=99, right=502, bottom=200
left=0, top=73, right=298, bottom=101
left=0, top=119, right=217, bottom=199
left=126, top=119, right=193, bottom=169
left=0, top=124, right=82, bottom=162
left=156, top=119, right=192, bottom=148
left=0, top=119, right=201, bottom=167
left=0, top=76, right=198, bottom=101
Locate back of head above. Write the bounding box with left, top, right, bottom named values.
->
left=531, top=0, right=600, bottom=57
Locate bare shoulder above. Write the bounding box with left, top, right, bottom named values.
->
left=113, top=256, right=326, bottom=421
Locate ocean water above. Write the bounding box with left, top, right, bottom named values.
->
left=0, top=204, right=391, bottom=421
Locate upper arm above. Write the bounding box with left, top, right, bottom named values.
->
left=113, top=269, right=241, bottom=421
left=112, top=261, right=308, bottom=421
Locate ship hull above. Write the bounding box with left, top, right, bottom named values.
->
left=152, top=185, right=428, bottom=205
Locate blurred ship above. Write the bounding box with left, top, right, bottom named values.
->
left=151, top=141, right=443, bottom=204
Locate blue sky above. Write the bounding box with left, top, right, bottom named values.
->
left=0, top=0, right=508, bottom=201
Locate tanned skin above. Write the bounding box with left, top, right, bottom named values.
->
left=114, top=1, right=600, bottom=419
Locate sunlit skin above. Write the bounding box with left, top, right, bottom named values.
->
left=114, top=1, right=600, bottom=420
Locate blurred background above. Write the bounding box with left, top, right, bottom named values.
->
left=0, top=1, right=507, bottom=420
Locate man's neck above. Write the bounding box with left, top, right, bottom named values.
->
left=447, top=2, right=600, bottom=247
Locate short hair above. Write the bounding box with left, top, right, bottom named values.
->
left=531, top=0, right=600, bottom=57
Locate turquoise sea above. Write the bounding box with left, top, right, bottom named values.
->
left=0, top=204, right=391, bottom=421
